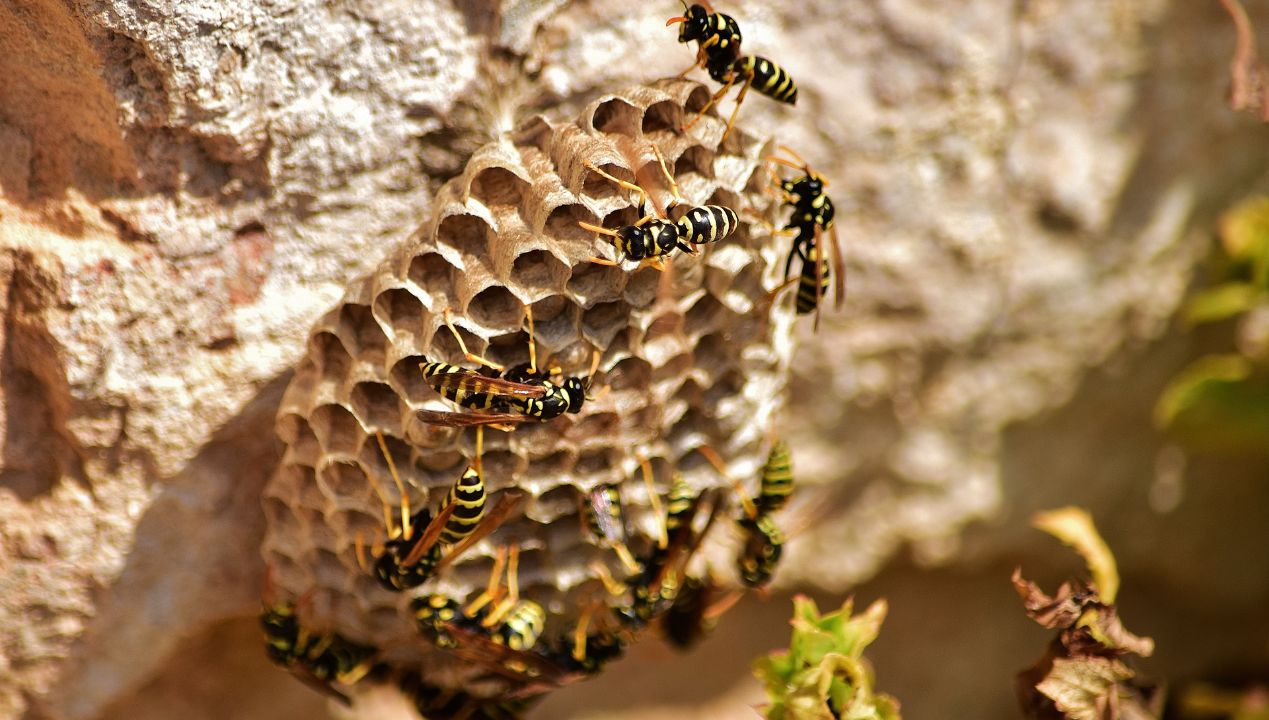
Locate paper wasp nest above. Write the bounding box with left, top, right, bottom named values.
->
left=261, top=78, right=793, bottom=689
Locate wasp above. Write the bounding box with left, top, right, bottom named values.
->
left=579, top=145, right=739, bottom=269
left=763, top=146, right=845, bottom=330
left=416, top=305, right=601, bottom=429
left=356, top=429, right=524, bottom=591
left=697, top=441, right=793, bottom=588
left=592, top=469, right=720, bottom=631
left=260, top=581, right=378, bottom=704
left=670, top=3, right=798, bottom=141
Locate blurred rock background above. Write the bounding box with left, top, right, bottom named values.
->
left=1, top=0, right=1267, bottom=719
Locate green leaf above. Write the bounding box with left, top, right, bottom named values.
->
left=1220, top=196, right=1269, bottom=286
left=1032, top=508, right=1119, bottom=603
left=1155, top=354, right=1269, bottom=453
left=755, top=597, right=900, bottom=720
left=1184, top=283, right=1262, bottom=324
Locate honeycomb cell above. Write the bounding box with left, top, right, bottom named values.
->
left=374, top=287, right=428, bottom=341
left=338, top=304, right=389, bottom=364
left=468, top=166, right=530, bottom=207
left=316, top=460, right=370, bottom=507
left=566, top=257, right=626, bottom=307
left=349, top=381, right=401, bottom=432
left=465, top=284, right=522, bottom=328
left=436, top=213, right=492, bottom=261
left=406, top=252, right=456, bottom=308
left=641, top=100, right=680, bottom=136
left=308, top=403, right=363, bottom=457
left=605, top=356, right=652, bottom=392
left=510, top=248, right=569, bottom=294
left=311, top=331, right=352, bottom=379
left=587, top=97, right=641, bottom=136
left=683, top=291, right=729, bottom=338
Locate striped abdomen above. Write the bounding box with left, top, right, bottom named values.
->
left=420, top=362, right=504, bottom=411
left=664, top=473, right=697, bottom=536
left=736, top=55, right=798, bottom=104
left=737, top=514, right=784, bottom=587
left=795, top=242, right=830, bottom=316
left=492, top=600, right=546, bottom=651
left=757, top=440, right=794, bottom=515
left=439, top=466, right=485, bottom=545
left=675, top=205, right=738, bottom=248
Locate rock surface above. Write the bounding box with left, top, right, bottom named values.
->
left=2, top=0, right=1267, bottom=719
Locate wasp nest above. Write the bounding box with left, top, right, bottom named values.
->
left=261, top=77, right=794, bottom=692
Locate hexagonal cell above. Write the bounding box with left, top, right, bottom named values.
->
left=348, top=382, right=401, bottom=433
left=651, top=352, right=695, bottom=385
left=574, top=447, right=618, bottom=478
left=311, top=331, right=352, bottom=379
left=337, top=303, right=390, bottom=363
left=277, top=413, right=321, bottom=464
left=374, top=287, right=428, bottom=341
left=308, top=403, right=363, bottom=457
left=580, top=301, right=626, bottom=348
left=641, top=100, right=680, bottom=136
left=435, top=213, right=492, bottom=259
left=465, top=284, right=522, bottom=328
left=673, top=144, right=715, bottom=180
left=524, top=449, right=575, bottom=478
left=587, top=97, right=641, bottom=137
left=621, top=265, right=662, bottom=310
left=510, top=248, right=570, bottom=295
left=316, top=459, right=371, bottom=506
left=480, top=449, right=523, bottom=490
left=683, top=291, right=728, bottom=337
left=565, top=261, right=625, bottom=307
left=543, top=202, right=593, bottom=247
left=605, top=356, right=652, bottom=392
left=406, top=252, right=458, bottom=310
left=468, top=166, right=530, bottom=207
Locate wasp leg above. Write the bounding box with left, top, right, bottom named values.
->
left=683, top=74, right=737, bottom=133
left=443, top=309, right=505, bottom=372
left=649, top=145, right=683, bottom=210
left=464, top=545, right=509, bottom=619
left=641, top=456, right=668, bottom=550
left=696, top=445, right=758, bottom=521
left=720, top=69, right=755, bottom=143
left=583, top=161, right=648, bottom=211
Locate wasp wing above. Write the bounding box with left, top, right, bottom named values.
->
left=415, top=409, right=535, bottom=428
left=400, top=500, right=458, bottom=568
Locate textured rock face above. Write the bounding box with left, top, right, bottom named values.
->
left=3, top=1, right=1269, bottom=719
left=262, top=78, right=790, bottom=689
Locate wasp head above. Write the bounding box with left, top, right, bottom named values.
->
left=668, top=4, right=712, bottom=43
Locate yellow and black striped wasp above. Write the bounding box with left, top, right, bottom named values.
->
left=765, top=146, right=845, bottom=330
left=579, top=144, right=740, bottom=269
left=669, top=2, right=798, bottom=141
left=356, top=429, right=524, bottom=591
left=698, top=441, right=793, bottom=588
left=582, top=483, right=642, bottom=576
left=260, top=575, right=378, bottom=704
left=591, top=468, right=722, bottom=632
left=415, top=304, right=601, bottom=429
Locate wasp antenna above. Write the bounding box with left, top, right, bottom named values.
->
left=776, top=144, right=810, bottom=170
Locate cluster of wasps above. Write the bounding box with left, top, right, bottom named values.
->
left=262, top=2, right=844, bottom=717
